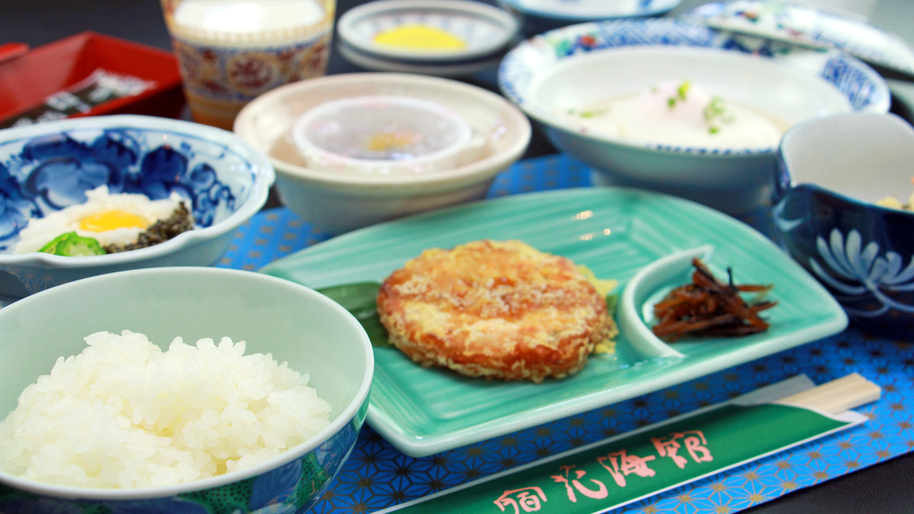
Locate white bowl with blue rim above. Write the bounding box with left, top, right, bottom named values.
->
left=498, top=19, right=890, bottom=216
left=0, top=115, right=275, bottom=301
left=497, top=0, right=682, bottom=37
left=336, top=0, right=519, bottom=77
left=773, top=111, right=914, bottom=340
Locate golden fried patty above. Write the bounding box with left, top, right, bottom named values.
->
left=376, top=240, right=617, bottom=383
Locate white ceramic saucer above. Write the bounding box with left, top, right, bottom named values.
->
left=685, top=0, right=914, bottom=76
left=497, top=0, right=682, bottom=36
left=499, top=0, right=682, bottom=21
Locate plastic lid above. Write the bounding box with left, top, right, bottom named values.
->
left=291, top=95, right=473, bottom=175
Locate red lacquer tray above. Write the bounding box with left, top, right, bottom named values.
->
left=0, top=32, right=185, bottom=127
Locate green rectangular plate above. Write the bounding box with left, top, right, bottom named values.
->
left=260, top=188, right=847, bottom=457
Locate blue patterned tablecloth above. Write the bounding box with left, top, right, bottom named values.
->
left=217, top=154, right=913, bottom=514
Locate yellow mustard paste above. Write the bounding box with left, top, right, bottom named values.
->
left=374, top=24, right=466, bottom=49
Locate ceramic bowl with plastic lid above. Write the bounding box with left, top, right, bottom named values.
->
left=233, top=72, right=531, bottom=234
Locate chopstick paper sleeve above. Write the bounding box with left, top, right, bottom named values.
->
left=374, top=374, right=880, bottom=514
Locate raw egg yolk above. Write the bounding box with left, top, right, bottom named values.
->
left=79, top=210, right=149, bottom=232
left=374, top=25, right=466, bottom=49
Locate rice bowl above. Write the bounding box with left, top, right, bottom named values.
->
left=0, top=267, right=373, bottom=512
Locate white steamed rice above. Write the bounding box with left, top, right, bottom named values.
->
left=0, top=330, right=331, bottom=489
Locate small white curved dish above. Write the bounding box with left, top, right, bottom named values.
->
left=618, top=245, right=718, bottom=360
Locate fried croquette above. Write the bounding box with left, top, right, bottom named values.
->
left=376, top=240, right=617, bottom=383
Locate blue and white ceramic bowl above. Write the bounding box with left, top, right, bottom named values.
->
left=0, top=266, right=373, bottom=513
left=0, top=115, right=275, bottom=300
left=498, top=19, right=890, bottom=216
left=773, top=112, right=914, bottom=340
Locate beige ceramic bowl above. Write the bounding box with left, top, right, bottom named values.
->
left=233, top=72, right=531, bottom=234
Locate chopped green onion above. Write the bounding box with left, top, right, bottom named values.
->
left=677, top=80, right=692, bottom=100
left=568, top=108, right=608, bottom=118
left=579, top=108, right=608, bottom=118
left=704, top=96, right=735, bottom=123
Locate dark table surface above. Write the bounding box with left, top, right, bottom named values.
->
left=3, top=0, right=914, bottom=512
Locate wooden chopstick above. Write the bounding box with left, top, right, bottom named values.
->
left=775, top=373, right=881, bottom=414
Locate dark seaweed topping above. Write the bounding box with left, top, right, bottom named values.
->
left=104, top=203, right=194, bottom=254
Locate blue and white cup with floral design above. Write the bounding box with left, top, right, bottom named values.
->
left=773, top=111, right=914, bottom=340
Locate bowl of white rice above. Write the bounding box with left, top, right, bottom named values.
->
left=0, top=266, right=373, bottom=513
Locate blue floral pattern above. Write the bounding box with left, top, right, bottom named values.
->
left=0, top=128, right=239, bottom=254
left=0, top=164, right=38, bottom=242
left=771, top=113, right=914, bottom=340
left=808, top=228, right=914, bottom=317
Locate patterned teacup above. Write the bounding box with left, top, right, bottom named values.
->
left=160, top=0, right=335, bottom=130
left=772, top=111, right=914, bottom=339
